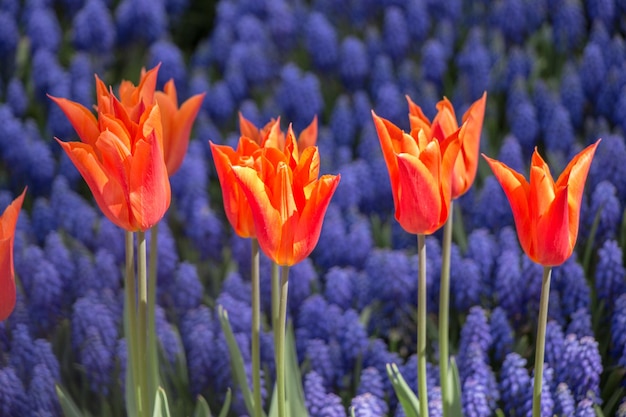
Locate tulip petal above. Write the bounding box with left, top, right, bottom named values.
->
left=372, top=111, right=401, bottom=191
left=239, top=112, right=262, bottom=144
left=407, top=95, right=432, bottom=136
left=292, top=174, right=340, bottom=264
left=130, top=131, right=171, bottom=231
left=210, top=141, right=256, bottom=238
left=432, top=97, right=458, bottom=141
left=396, top=153, right=442, bottom=234
left=297, top=115, right=318, bottom=150
left=48, top=96, right=100, bottom=146
left=483, top=154, right=533, bottom=256
left=453, top=92, right=487, bottom=198
left=58, top=139, right=132, bottom=230
left=0, top=189, right=25, bottom=321
left=232, top=165, right=284, bottom=263
left=536, top=185, right=571, bottom=265
left=159, top=91, right=205, bottom=175
left=557, top=139, right=600, bottom=249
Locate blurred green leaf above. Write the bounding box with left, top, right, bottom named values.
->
left=218, top=305, right=265, bottom=417
left=286, top=325, right=308, bottom=417
left=217, top=389, right=232, bottom=417
left=446, top=357, right=463, bottom=416
left=152, top=387, right=171, bottom=417
left=386, top=363, right=420, bottom=417
left=193, top=395, right=211, bottom=417
left=56, top=384, right=86, bottom=417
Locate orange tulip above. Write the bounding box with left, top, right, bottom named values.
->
left=483, top=140, right=600, bottom=267
left=0, top=188, right=26, bottom=321
left=372, top=111, right=462, bottom=235
left=96, top=65, right=159, bottom=124
left=238, top=113, right=318, bottom=152
left=155, top=79, right=205, bottom=175
left=230, top=131, right=340, bottom=266
left=210, top=136, right=262, bottom=238
left=408, top=93, right=487, bottom=198
left=50, top=89, right=171, bottom=232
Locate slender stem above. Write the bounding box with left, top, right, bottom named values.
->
left=124, top=231, right=139, bottom=417
left=271, top=262, right=280, bottom=353
left=276, top=265, right=290, bottom=417
left=532, top=266, right=552, bottom=417
left=417, top=234, right=429, bottom=417
left=137, top=231, right=149, bottom=417
left=147, top=224, right=159, bottom=398
left=439, top=201, right=453, bottom=416
left=251, top=239, right=263, bottom=417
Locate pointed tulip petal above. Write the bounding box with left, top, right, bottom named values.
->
left=49, top=96, right=100, bottom=146
left=483, top=154, right=534, bottom=256
left=536, top=185, right=571, bottom=266
left=297, top=115, right=318, bottom=150
left=0, top=189, right=25, bottom=321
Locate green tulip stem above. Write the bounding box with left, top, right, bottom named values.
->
left=439, top=201, right=454, bottom=416
left=276, top=265, right=290, bottom=417
left=147, top=223, right=159, bottom=406
left=417, top=233, right=430, bottom=417
left=251, top=238, right=263, bottom=417
left=271, top=262, right=280, bottom=351
left=532, top=266, right=552, bottom=417
left=137, top=230, right=149, bottom=417
left=124, top=231, right=139, bottom=417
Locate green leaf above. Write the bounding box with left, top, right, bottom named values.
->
left=594, top=403, right=606, bottom=417
left=193, top=395, right=212, bottom=417
left=217, top=389, right=232, bottom=417
left=446, top=357, right=463, bottom=416
left=386, top=363, right=420, bottom=417
left=350, top=406, right=356, bottom=417
left=55, top=384, right=85, bottom=417
left=152, top=387, right=171, bottom=417
left=286, top=325, right=308, bottom=417
left=218, top=305, right=265, bottom=417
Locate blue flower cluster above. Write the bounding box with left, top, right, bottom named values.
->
left=0, top=0, right=624, bottom=415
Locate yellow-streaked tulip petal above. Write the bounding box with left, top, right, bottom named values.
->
left=57, top=139, right=131, bottom=230
left=396, top=152, right=442, bottom=234
left=129, top=131, right=171, bottom=231
left=232, top=164, right=284, bottom=262
left=292, top=173, right=340, bottom=264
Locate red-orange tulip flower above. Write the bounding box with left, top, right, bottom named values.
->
left=408, top=92, right=487, bottom=198
left=50, top=90, right=171, bottom=232
left=0, top=188, right=26, bottom=321
left=210, top=136, right=263, bottom=238
left=238, top=113, right=318, bottom=151
left=96, top=65, right=159, bottom=123
left=483, top=140, right=600, bottom=267
left=155, top=79, right=205, bottom=175
left=230, top=132, right=340, bottom=266
left=372, top=111, right=462, bottom=235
